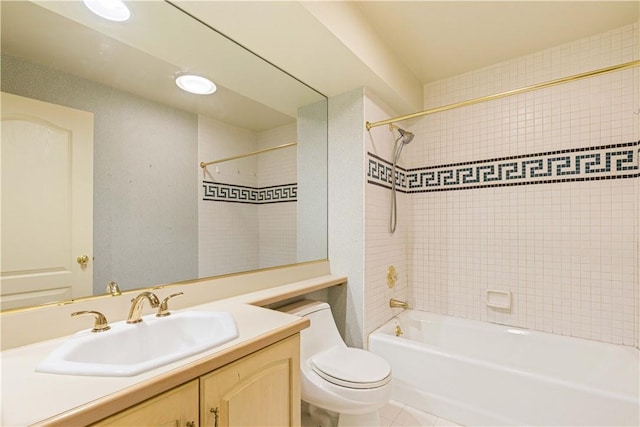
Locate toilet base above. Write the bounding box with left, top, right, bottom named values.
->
left=306, top=402, right=338, bottom=427
left=302, top=402, right=381, bottom=427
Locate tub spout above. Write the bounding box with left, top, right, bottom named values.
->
left=390, top=298, right=409, bottom=309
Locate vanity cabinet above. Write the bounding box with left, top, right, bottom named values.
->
left=91, top=380, right=199, bottom=427
left=200, top=334, right=300, bottom=427
left=90, top=335, right=300, bottom=427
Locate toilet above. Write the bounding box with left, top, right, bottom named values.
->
left=280, top=300, right=392, bottom=427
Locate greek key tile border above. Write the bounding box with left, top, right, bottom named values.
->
left=203, top=181, right=297, bottom=204
left=368, top=141, right=640, bottom=193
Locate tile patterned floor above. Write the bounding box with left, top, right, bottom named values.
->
left=380, top=401, right=464, bottom=427
left=301, top=400, right=464, bottom=427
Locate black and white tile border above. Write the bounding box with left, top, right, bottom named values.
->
left=203, top=181, right=297, bottom=204
left=368, top=141, right=640, bottom=193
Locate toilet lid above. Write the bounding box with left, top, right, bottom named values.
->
left=310, top=346, right=391, bottom=389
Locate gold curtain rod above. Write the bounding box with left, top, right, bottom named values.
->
left=366, top=59, right=640, bottom=130
left=200, top=142, right=297, bottom=168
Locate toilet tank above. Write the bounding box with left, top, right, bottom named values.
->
left=278, top=300, right=346, bottom=359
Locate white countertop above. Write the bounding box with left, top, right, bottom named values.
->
left=1, top=301, right=306, bottom=426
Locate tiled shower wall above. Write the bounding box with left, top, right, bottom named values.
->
left=198, top=116, right=297, bottom=277
left=257, top=125, right=298, bottom=268
left=364, top=92, right=412, bottom=338
left=410, top=23, right=639, bottom=346
left=199, top=116, right=260, bottom=278
left=364, top=23, right=639, bottom=346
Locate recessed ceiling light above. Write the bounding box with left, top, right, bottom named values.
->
left=175, top=74, right=217, bottom=95
left=83, top=0, right=131, bottom=22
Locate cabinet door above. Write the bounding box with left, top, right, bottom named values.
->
left=91, top=380, right=199, bottom=427
left=201, top=335, right=300, bottom=427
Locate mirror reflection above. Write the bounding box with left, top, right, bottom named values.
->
left=0, top=1, right=328, bottom=311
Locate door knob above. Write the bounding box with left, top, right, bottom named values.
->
left=76, top=255, right=89, bottom=266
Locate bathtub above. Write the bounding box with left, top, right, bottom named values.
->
left=369, top=310, right=639, bottom=426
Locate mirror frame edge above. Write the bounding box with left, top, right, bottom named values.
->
left=0, top=258, right=331, bottom=315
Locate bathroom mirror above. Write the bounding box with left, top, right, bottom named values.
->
left=0, top=1, right=328, bottom=310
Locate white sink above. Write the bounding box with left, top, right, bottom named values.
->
left=36, top=311, right=238, bottom=377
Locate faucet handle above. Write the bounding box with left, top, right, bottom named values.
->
left=156, top=292, right=184, bottom=317
left=72, top=310, right=111, bottom=333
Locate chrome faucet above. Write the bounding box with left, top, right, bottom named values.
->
left=126, top=291, right=160, bottom=324
left=389, top=298, right=409, bottom=309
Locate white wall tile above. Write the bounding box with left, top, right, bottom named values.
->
left=405, top=23, right=639, bottom=346
left=198, top=117, right=298, bottom=277
left=363, top=90, right=412, bottom=343
left=257, top=123, right=297, bottom=268
left=363, top=23, right=638, bottom=347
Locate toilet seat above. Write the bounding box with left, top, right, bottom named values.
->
left=310, top=346, right=391, bottom=389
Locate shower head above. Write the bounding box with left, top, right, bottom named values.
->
left=389, top=126, right=415, bottom=234
left=391, top=126, right=415, bottom=164
left=397, top=127, right=414, bottom=145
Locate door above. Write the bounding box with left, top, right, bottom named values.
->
left=1, top=91, right=93, bottom=309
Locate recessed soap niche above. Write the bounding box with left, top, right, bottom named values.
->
left=486, top=289, right=512, bottom=311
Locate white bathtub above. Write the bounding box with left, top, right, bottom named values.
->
left=369, top=310, right=640, bottom=426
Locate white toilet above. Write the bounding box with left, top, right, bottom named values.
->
left=280, top=300, right=392, bottom=427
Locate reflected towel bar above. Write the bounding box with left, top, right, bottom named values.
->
left=200, top=142, right=297, bottom=168
left=366, top=59, right=640, bottom=130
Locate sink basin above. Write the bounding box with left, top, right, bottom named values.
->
left=36, top=311, right=238, bottom=377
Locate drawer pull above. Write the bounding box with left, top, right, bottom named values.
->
left=209, top=406, right=220, bottom=427
left=210, top=407, right=219, bottom=427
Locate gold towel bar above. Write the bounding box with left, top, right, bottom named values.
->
left=200, top=142, right=297, bottom=168
left=366, top=59, right=640, bottom=130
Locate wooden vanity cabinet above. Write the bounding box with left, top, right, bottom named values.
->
left=91, top=380, right=199, bottom=427
left=200, top=334, right=300, bottom=427
left=91, top=335, right=300, bottom=427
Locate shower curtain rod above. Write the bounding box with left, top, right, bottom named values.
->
left=200, top=142, right=297, bottom=168
left=365, top=59, right=640, bottom=130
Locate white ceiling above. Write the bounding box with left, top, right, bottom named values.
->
left=354, top=1, right=639, bottom=83
left=180, top=1, right=639, bottom=114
